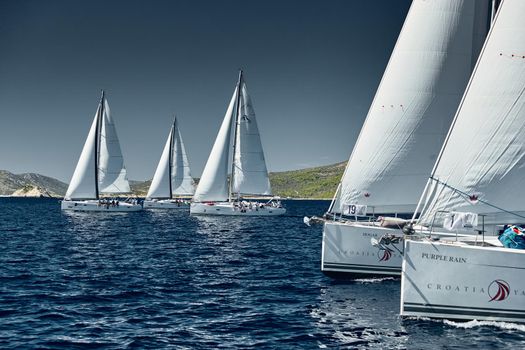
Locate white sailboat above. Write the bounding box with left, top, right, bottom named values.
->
left=401, top=0, right=525, bottom=323
left=319, top=0, right=490, bottom=278
left=61, top=91, right=142, bottom=212
left=143, top=117, right=196, bottom=209
left=190, top=71, right=285, bottom=216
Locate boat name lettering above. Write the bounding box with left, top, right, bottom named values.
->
left=425, top=283, right=525, bottom=299
left=427, top=283, right=485, bottom=294
left=421, top=252, right=467, bottom=263
left=362, top=232, right=379, bottom=238
left=342, top=250, right=373, bottom=257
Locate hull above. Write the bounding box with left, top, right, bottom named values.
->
left=61, top=200, right=142, bottom=212
left=190, top=202, right=286, bottom=216
left=143, top=199, right=190, bottom=209
left=401, top=240, right=525, bottom=323
left=322, top=221, right=404, bottom=278
left=321, top=221, right=468, bottom=279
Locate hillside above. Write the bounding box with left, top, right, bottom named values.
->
left=0, top=171, right=68, bottom=197
left=269, top=162, right=345, bottom=199
left=130, top=162, right=345, bottom=199
left=129, top=180, right=152, bottom=197
left=0, top=162, right=345, bottom=199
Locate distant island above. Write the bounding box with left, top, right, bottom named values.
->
left=0, top=171, right=68, bottom=198
left=0, top=162, right=345, bottom=199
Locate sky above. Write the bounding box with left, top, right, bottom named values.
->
left=0, top=0, right=411, bottom=182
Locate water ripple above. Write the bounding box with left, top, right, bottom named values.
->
left=0, top=198, right=524, bottom=348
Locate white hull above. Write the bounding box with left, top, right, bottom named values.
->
left=401, top=239, right=525, bottom=323
left=322, top=221, right=404, bottom=278
left=61, top=200, right=142, bottom=212
left=190, top=202, right=285, bottom=216
left=321, top=221, right=472, bottom=279
left=143, top=199, right=190, bottom=209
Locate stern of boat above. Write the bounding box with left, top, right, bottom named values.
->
left=401, top=239, right=525, bottom=323
left=321, top=221, right=404, bottom=279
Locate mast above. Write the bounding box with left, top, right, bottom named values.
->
left=94, top=90, right=104, bottom=199
left=169, top=117, right=176, bottom=199
left=491, top=0, right=501, bottom=23
left=229, top=70, right=243, bottom=202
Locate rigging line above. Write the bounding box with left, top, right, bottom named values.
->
left=429, top=176, right=525, bottom=220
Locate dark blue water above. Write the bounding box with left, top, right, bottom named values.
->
left=1, top=198, right=525, bottom=349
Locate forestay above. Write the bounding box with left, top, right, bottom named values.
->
left=193, top=87, right=238, bottom=202
left=331, top=0, right=489, bottom=215
left=417, top=0, right=525, bottom=228
left=98, top=99, right=131, bottom=194
left=232, top=82, right=272, bottom=196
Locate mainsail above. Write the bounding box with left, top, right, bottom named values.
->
left=330, top=0, right=489, bottom=215
left=193, top=87, right=238, bottom=202
left=64, top=92, right=132, bottom=199
left=98, top=99, right=131, bottom=194
left=232, top=80, right=272, bottom=196
left=172, top=119, right=195, bottom=196
left=417, top=0, right=525, bottom=227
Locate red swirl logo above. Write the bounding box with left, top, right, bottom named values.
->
left=378, top=249, right=392, bottom=262
left=488, top=280, right=510, bottom=302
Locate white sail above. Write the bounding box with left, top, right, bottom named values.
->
left=64, top=105, right=100, bottom=200
left=417, top=0, right=525, bottom=227
left=331, top=0, right=489, bottom=214
left=98, top=99, right=131, bottom=194
left=232, top=81, right=272, bottom=196
left=193, top=87, right=238, bottom=202
left=172, top=120, right=195, bottom=196
left=146, top=127, right=173, bottom=199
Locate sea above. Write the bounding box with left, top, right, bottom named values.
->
left=1, top=198, right=525, bottom=349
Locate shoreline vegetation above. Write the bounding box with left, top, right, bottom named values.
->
left=0, top=161, right=345, bottom=200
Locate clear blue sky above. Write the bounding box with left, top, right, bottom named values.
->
left=0, top=0, right=411, bottom=182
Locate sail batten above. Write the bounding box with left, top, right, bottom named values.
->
left=331, top=0, right=489, bottom=215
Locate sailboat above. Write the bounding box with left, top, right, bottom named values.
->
left=143, top=117, right=196, bottom=209
left=401, top=0, right=525, bottom=323
left=61, top=91, right=142, bottom=212
left=190, top=71, right=285, bottom=216
left=318, top=0, right=490, bottom=278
